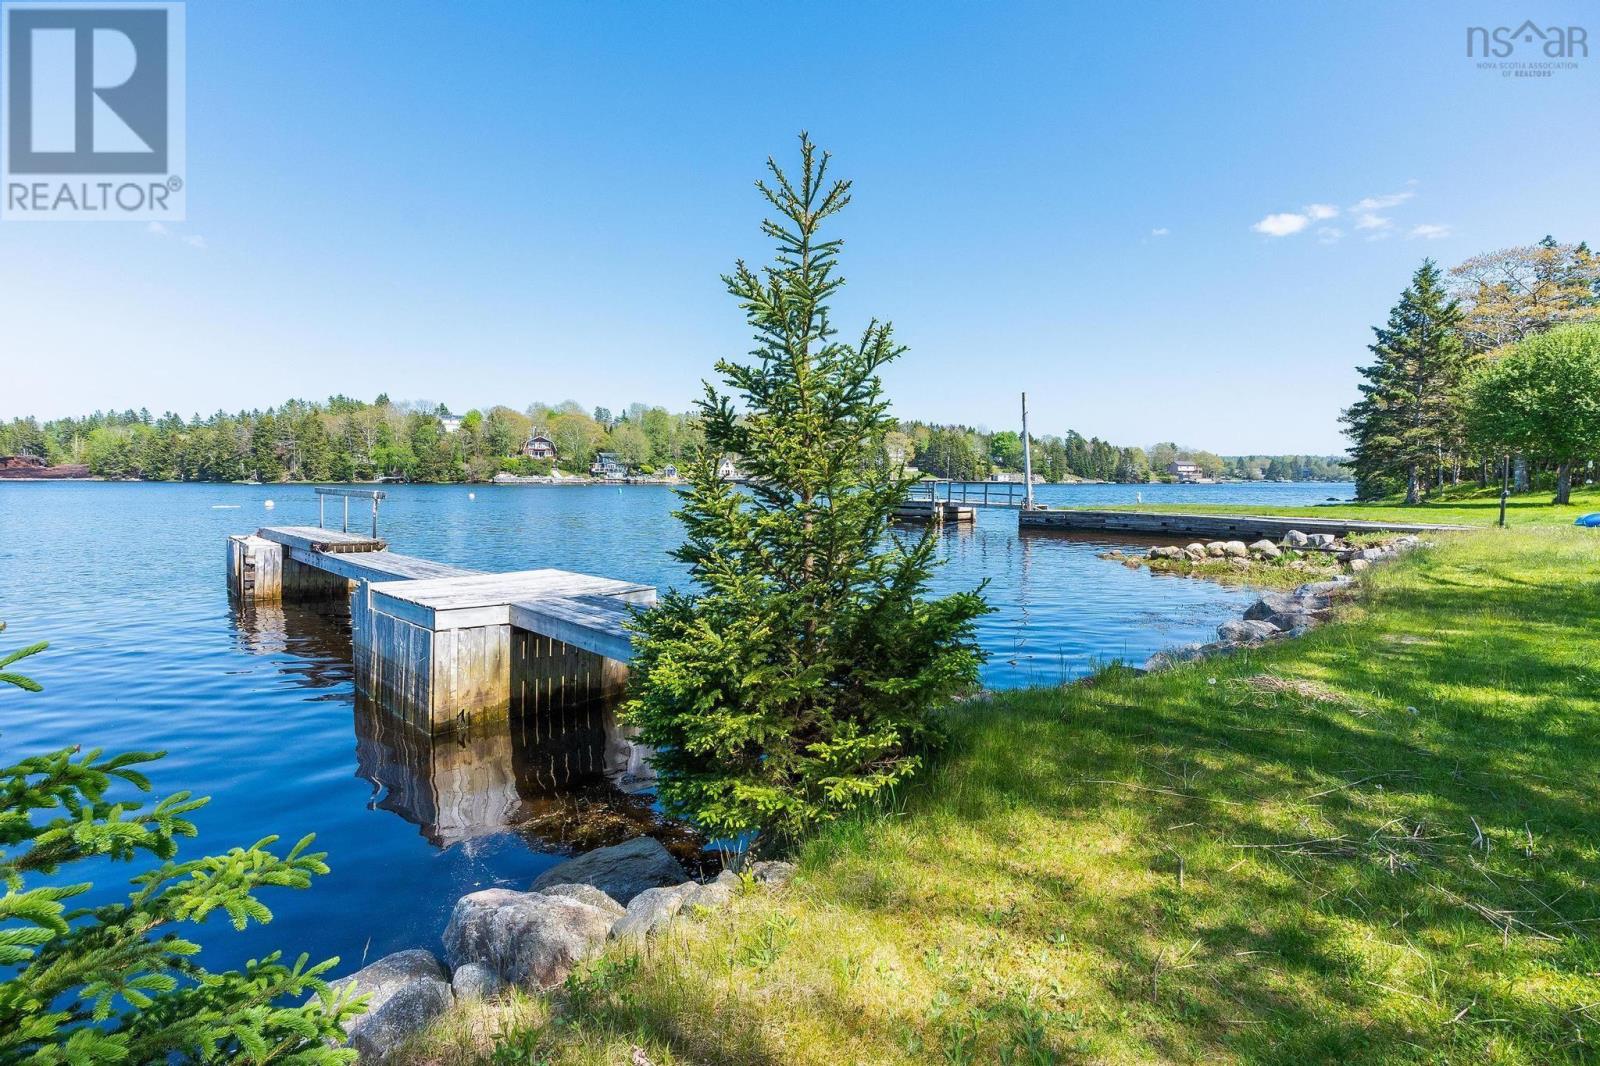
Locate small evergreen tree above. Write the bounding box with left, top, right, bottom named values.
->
left=1342, top=260, right=1469, bottom=502
left=622, top=135, right=988, bottom=846
left=1, top=630, right=362, bottom=1064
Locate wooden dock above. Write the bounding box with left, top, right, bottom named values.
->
left=1016, top=508, right=1473, bottom=539
left=892, top=500, right=976, bottom=525
left=228, top=517, right=653, bottom=734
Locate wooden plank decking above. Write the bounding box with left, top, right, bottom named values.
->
left=508, top=594, right=638, bottom=663
left=367, top=569, right=655, bottom=632
left=285, top=546, right=479, bottom=584
left=257, top=525, right=388, bottom=554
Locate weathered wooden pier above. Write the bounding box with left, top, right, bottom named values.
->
left=228, top=488, right=651, bottom=734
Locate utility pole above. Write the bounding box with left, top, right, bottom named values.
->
left=1021, top=392, right=1035, bottom=510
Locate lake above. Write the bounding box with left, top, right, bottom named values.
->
left=0, top=479, right=1351, bottom=975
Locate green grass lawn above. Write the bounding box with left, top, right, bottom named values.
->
left=406, top=526, right=1600, bottom=1065
left=1073, top=484, right=1600, bottom=529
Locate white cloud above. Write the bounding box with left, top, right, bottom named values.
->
left=1150, top=227, right=1170, bottom=237
left=1351, top=190, right=1415, bottom=212
left=1252, top=212, right=1311, bottom=237
left=1354, top=212, right=1393, bottom=231
left=146, top=222, right=206, bottom=249
left=1407, top=223, right=1451, bottom=240
left=1304, top=203, right=1339, bottom=221
left=1317, top=227, right=1343, bottom=244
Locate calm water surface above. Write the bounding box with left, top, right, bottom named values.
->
left=0, top=480, right=1350, bottom=974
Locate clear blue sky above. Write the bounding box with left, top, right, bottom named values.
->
left=4, top=1, right=1597, bottom=453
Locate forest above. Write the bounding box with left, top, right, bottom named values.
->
left=0, top=398, right=1345, bottom=486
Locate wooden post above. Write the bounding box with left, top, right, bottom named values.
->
left=1021, top=391, right=1035, bottom=510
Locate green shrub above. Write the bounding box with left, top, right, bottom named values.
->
left=0, top=629, right=362, bottom=1063
left=621, top=135, right=988, bottom=848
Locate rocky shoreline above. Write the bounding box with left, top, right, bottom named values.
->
left=1141, top=529, right=1428, bottom=670
left=327, top=836, right=794, bottom=1062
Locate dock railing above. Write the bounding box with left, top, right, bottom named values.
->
left=908, top=480, right=1030, bottom=509
left=315, top=487, right=387, bottom=537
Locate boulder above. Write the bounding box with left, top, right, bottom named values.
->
left=1226, top=557, right=1252, bottom=571
left=1349, top=558, right=1370, bottom=573
left=610, top=883, right=697, bottom=941
left=529, top=836, right=688, bottom=905
left=450, top=962, right=503, bottom=1003
left=1147, top=545, right=1183, bottom=561
left=1243, top=592, right=1300, bottom=622
left=1264, top=610, right=1319, bottom=633
left=1204, top=541, right=1227, bottom=557
left=681, top=869, right=740, bottom=914
left=746, top=860, right=798, bottom=888
left=1306, top=533, right=1338, bottom=548
left=537, top=882, right=626, bottom=918
left=1248, top=539, right=1281, bottom=559
left=1184, top=542, right=1207, bottom=558
left=325, top=949, right=453, bottom=1063
left=1295, top=578, right=1350, bottom=602
left=443, top=888, right=617, bottom=989
left=1216, top=619, right=1279, bottom=644
left=1222, top=540, right=1250, bottom=558
left=1282, top=530, right=1310, bottom=548
left=1144, top=642, right=1208, bottom=670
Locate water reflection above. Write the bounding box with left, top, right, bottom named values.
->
left=231, top=599, right=677, bottom=856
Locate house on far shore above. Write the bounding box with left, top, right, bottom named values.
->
left=520, top=433, right=557, bottom=461
left=439, top=412, right=464, bottom=434
left=590, top=452, right=627, bottom=479
left=1168, top=461, right=1205, bottom=483
left=661, top=464, right=678, bottom=479
left=716, top=456, right=742, bottom=481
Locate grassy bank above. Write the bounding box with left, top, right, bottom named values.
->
left=404, top=526, right=1600, bottom=1064
left=1078, top=484, right=1600, bottom=529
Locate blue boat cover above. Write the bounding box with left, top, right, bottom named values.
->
left=1576, top=513, right=1600, bottom=527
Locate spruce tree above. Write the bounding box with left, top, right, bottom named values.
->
left=622, top=135, right=988, bottom=847
left=1342, top=260, right=1468, bottom=502
left=1, top=632, right=363, bottom=1063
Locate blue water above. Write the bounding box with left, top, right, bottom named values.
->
left=0, top=480, right=1351, bottom=977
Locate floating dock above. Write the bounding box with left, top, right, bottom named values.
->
left=892, top=500, right=976, bottom=524
left=1016, top=509, right=1473, bottom=539
left=228, top=497, right=651, bottom=734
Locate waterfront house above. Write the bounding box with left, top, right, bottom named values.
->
left=716, top=456, right=742, bottom=481
left=520, top=434, right=557, bottom=461
left=1168, top=461, right=1204, bottom=483
left=591, top=452, right=627, bottom=479
left=439, top=412, right=464, bottom=434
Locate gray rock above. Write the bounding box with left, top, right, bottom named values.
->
left=1282, top=529, right=1310, bottom=548
left=1144, top=642, right=1209, bottom=670
left=529, top=836, right=688, bottom=905
left=536, top=882, right=626, bottom=918
left=1183, top=542, right=1207, bottom=559
left=1349, top=558, right=1370, bottom=573
left=443, top=888, right=617, bottom=989
left=1305, top=533, right=1338, bottom=548
left=1204, top=541, right=1227, bottom=557
left=325, top=950, right=452, bottom=1063
left=610, top=883, right=697, bottom=941
left=1243, top=592, right=1300, bottom=622
left=1357, top=546, right=1389, bottom=562
left=746, top=860, right=798, bottom=888
left=1295, top=578, right=1351, bottom=601
left=1248, top=539, right=1281, bottom=559
left=1223, top=540, right=1250, bottom=558
left=1264, top=610, right=1319, bottom=633
left=1147, top=545, right=1184, bottom=561
left=681, top=869, right=740, bottom=914
left=449, top=962, right=503, bottom=1003
left=1217, top=619, right=1279, bottom=644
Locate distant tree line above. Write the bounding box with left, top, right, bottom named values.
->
left=0, top=397, right=706, bottom=483
left=891, top=424, right=1344, bottom=484
left=1343, top=236, right=1600, bottom=503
